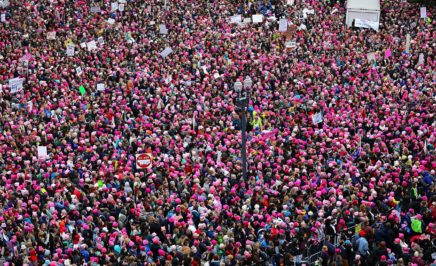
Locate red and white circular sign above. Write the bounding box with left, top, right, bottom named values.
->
left=136, top=153, right=153, bottom=169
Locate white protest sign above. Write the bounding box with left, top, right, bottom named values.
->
left=160, top=47, right=173, bottom=58
left=107, top=18, right=115, bottom=25
left=80, top=42, right=86, bottom=48
left=312, top=112, right=323, bottom=124
left=87, top=40, right=97, bottom=51
left=111, top=2, right=118, bottom=11
left=286, top=0, right=294, bottom=5
left=90, top=6, right=101, bottom=13
left=252, top=14, right=263, bottom=23
left=367, top=52, right=376, bottom=62
left=214, top=73, right=220, bottom=79
left=417, top=53, right=424, bottom=65
left=420, top=7, right=426, bottom=18
left=0, top=0, right=9, bottom=8
left=97, top=83, right=105, bottom=91
left=285, top=41, right=297, bottom=49
left=1, top=14, right=5, bottom=22
left=66, top=44, right=75, bottom=56
left=136, top=154, right=153, bottom=169
left=243, top=18, right=251, bottom=24
left=405, top=34, right=410, bottom=53
left=230, top=15, right=242, bottom=24
left=98, top=37, right=104, bottom=45
left=9, top=78, right=23, bottom=94
left=299, top=24, right=307, bottom=30
left=37, top=146, right=48, bottom=160
left=159, top=24, right=168, bottom=35
left=279, top=18, right=288, bottom=32
left=119, top=4, right=125, bottom=11
left=76, top=67, right=82, bottom=76
left=47, top=31, right=56, bottom=40
left=354, top=18, right=379, bottom=31
left=0, top=84, right=2, bottom=92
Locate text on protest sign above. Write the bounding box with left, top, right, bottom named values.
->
left=159, top=24, right=168, bottom=35
left=136, top=153, right=153, bottom=169
left=38, top=146, right=48, bottom=160
left=312, top=112, right=323, bottom=124
left=111, top=2, right=118, bottom=11
left=252, top=14, right=263, bottom=23
left=9, top=78, right=24, bottom=94
left=279, top=18, right=288, bottom=32
left=87, top=40, right=97, bottom=51
left=97, top=83, right=105, bottom=91
left=420, top=7, right=426, bottom=18
left=354, top=18, right=379, bottom=32
left=47, top=31, right=56, bottom=40
left=160, top=47, right=173, bottom=58
left=90, top=6, right=101, bottom=13
left=230, top=15, right=242, bottom=24
left=66, top=44, right=75, bottom=56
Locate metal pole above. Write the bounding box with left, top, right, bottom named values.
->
left=241, top=98, right=247, bottom=181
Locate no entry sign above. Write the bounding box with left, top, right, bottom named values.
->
left=136, top=153, right=153, bottom=169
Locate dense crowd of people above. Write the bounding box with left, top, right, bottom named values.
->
left=0, top=0, right=435, bottom=265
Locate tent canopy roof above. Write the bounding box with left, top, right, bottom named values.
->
left=347, top=0, right=380, bottom=11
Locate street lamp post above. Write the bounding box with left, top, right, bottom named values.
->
left=234, top=77, right=252, bottom=181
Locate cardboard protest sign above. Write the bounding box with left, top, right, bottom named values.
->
left=252, top=14, right=263, bottom=23
left=285, top=41, right=297, bottom=49
left=420, top=7, right=426, bottom=18
left=9, top=78, right=23, bottom=94
left=98, top=37, right=104, bottom=45
left=312, top=112, right=323, bottom=124
left=47, top=31, right=56, bottom=40
left=119, top=4, right=125, bottom=12
left=417, top=53, right=424, bottom=65
left=160, top=47, right=173, bottom=58
left=354, top=18, right=379, bottom=31
left=90, top=6, right=101, bottom=13
left=136, top=154, right=153, bottom=169
left=38, top=146, right=48, bottom=160
left=159, top=24, right=168, bottom=35
left=405, top=34, right=410, bottom=53
left=66, top=44, right=75, bottom=56
left=97, top=83, right=105, bottom=91
left=111, top=2, right=118, bottom=11
left=230, top=15, right=242, bottom=24
left=87, top=40, right=97, bottom=51
left=279, top=18, right=288, bottom=32
left=76, top=67, right=83, bottom=76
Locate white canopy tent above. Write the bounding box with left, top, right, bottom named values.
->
left=346, top=0, right=380, bottom=28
